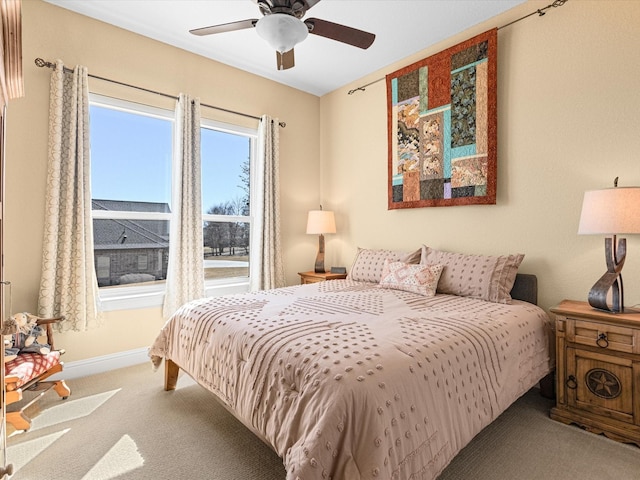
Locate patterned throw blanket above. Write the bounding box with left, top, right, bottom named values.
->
left=150, top=280, right=552, bottom=480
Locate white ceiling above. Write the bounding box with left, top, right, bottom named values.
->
left=44, top=0, right=526, bottom=97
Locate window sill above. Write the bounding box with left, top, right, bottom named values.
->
left=99, top=278, right=251, bottom=312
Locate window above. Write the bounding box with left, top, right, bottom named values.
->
left=201, top=122, right=253, bottom=283
left=137, top=254, right=148, bottom=271
left=90, top=95, right=257, bottom=310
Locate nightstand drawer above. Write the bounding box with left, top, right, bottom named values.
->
left=567, top=318, right=638, bottom=354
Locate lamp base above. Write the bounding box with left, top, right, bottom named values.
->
left=314, top=258, right=325, bottom=274
left=314, top=234, right=326, bottom=274
left=587, top=273, right=623, bottom=313
left=587, top=236, right=626, bottom=313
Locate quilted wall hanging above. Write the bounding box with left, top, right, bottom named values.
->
left=387, top=28, right=497, bottom=209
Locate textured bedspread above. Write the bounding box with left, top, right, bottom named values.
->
left=149, top=279, right=552, bottom=480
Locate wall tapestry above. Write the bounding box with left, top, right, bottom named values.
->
left=387, top=28, right=497, bottom=209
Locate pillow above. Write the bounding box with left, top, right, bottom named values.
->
left=348, top=247, right=421, bottom=283
left=379, top=260, right=443, bottom=297
left=420, top=246, right=524, bottom=304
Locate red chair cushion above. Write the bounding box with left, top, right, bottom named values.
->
left=5, top=351, right=61, bottom=388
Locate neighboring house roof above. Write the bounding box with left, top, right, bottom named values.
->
left=92, top=199, right=170, bottom=250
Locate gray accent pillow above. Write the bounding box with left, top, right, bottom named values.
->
left=420, top=245, right=524, bottom=304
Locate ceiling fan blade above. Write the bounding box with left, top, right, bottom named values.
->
left=305, top=18, right=375, bottom=49
left=276, top=49, right=295, bottom=70
left=190, top=19, right=257, bottom=36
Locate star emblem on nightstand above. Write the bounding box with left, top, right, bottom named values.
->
left=586, top=369, right=621, bottom=399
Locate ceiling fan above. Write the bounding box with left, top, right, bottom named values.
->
left=189, top=0, right=376, bottom=70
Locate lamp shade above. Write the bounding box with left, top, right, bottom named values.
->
left=578, top=187, right=640, bottom=235
left=256, top=13, right=308, bottom=53
left=306, top=210, right=336, bottom=235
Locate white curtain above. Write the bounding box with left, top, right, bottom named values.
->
left=38, top=60, right=100, bottom=331
left=249, top=115, right=285, bottom=291
left=162, top=94, right=204, bottom=319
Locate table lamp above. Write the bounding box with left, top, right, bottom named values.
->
left=306, top=207, right=336, bottom=274
left=578, top=178, right=640, bottom=313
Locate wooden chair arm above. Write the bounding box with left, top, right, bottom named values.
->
left=35, top=316, right=65, bottom=326
left=35, top=316, right=64, bottom=351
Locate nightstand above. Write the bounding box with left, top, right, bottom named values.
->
left=298, top=271, right=347, bottom=284
left=550, top=299, right=640, bottom=446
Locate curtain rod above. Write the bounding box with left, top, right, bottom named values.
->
left=346, top=0, right=568, bottom=95
left=34, top=57, right=286, bottom=128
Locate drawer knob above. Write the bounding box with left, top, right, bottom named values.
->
left=566, top=375, right=578, bottom=390
left=596, top=333, right=609, bottom=348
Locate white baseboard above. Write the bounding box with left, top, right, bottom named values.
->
left=52, top=347, right=150, bottom=380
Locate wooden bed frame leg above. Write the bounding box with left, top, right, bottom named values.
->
left=164, top=359, right=180, bottom=391
left=539, top=371, right=555, bottom=399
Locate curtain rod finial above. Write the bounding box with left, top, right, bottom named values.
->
left=35, top=58, right=48, bottom=68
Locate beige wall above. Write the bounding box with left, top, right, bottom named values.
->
left=320, top=0, right=640, bottom=313
left=4, top=0, right=321, bottom=361
left=4, top=0, right=640, bottom=364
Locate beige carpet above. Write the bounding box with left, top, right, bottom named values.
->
left=7, top=363, right=640, bottom=479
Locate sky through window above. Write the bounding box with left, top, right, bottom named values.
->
left=90, top=105, right=250, bottom=212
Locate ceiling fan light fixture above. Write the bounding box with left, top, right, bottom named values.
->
left=256, top=13, right=308, bottom=53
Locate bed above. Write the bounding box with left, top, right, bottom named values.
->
left=149, top=247, right=553, bottom=479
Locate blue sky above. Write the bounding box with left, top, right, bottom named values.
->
left=90, top=105, right=249, bottom=211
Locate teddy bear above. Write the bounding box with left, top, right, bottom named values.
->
left=4, top=312, right=51, bottom=361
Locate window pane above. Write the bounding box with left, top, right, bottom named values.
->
left=90, top=104, right=172, bottom=207
left=203, top=221, right=249, bottom=280
left=201, top=128, right=250, bottom=215
left=94, top=219, right=169, bottom=287
left=91, top=100, right=173, bottom=290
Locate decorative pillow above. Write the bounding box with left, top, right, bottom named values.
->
left=420, top=246, right=524, bottom=304
left=348, top=247, right=421, bottom=283
left=379, top=260, right=443, bottom=297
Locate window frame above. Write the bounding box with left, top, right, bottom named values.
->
left=90, top=94, right=257, bottom=311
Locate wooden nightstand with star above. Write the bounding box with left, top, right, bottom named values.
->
left=550, top=300, right=640, bottom=446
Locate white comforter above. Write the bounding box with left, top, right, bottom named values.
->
left=150, top=279, right=552, bottom=480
